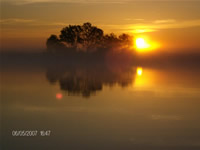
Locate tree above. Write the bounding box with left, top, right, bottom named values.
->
left=59, top=25, right=82, bottom=48
left=119, top=34, right=133, bottom=49
left=46, top=35, right=65, bottom=52
left=103, top=33, right=120, bottom=48
left=81, top=23, right=104, bottom=50
left=46, top=22, right=134, bottom=53
left=59, top=22, right=103, bottom=51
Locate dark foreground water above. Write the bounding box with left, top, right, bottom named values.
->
left=1, top=55, right=200, bottom=150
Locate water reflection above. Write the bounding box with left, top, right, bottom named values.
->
left=2, top=63, right=200, bottom=150
left=46, top=63, right=136, bottom=98
left=136, top=67, right=143, bottom=76
left=46, top=64, right=200, bottom=98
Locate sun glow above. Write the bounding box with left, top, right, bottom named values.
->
left=136, top=38, right=150, bottom=49
left=135, top=36, right=160, bottom=52
left=137, top=67, right=143, bottom=76
left=134, top=67, right=155, bottom=88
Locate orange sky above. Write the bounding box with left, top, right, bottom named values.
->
left=1, top=0, right=200, bottom=52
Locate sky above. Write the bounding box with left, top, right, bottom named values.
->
left=1, top=0, right=200, bottom=52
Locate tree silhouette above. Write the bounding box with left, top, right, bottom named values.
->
left=46, top=35, right=65, bottom=52
left=59, top=25, right=82, bottom=48
left=59, top=22, right=104, bottom=51
left=80, top=23, right=104, bottom=50
left=46, top=22, right=133, bottom=53
left=119, top=33, right=133, bottom=49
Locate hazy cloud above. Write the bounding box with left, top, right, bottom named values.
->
left=0, top=18, right=71, bottom=27
left=102, top=19, right=200, bottom=33
left=0, top=18, right=35, bottom=24
left=124, top=18, right=145, bottom=21
left=2, top=0, right=131, bottom=5
left=1, top=17, right=200, bottom=35
left=3, top=0, right=199, bottom=5
left=151, top=115, right=182, bottom=120
left=154, top=19, right=176, bottom=24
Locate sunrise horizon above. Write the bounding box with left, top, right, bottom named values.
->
left=1, top=0, right=200, bottom=54
left=1, top=1, right=200, bottom=150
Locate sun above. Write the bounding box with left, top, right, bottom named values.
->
left=134, top=36, right=160, bottom=52
left=136, top=38, right=150, bottom=50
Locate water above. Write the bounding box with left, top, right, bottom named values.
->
left=1, top=62, right=200, bottom=150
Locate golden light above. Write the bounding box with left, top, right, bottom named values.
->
left=136, top=38, right=150, bottom=49
left=134, top=67, right=155, bottom=88
left=137, top=67, right=143, bottom=76
left=134, top=36, right=160, bottom=52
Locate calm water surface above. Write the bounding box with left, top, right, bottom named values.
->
left=1, top=64, right=200, bottom=150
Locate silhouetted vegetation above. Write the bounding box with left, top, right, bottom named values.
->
left=46, top=22, right=133, bottom=54
left=46, top=63, right=135, bottom=98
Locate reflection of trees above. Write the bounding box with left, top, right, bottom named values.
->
left=46, top=63, right=136, bottom=98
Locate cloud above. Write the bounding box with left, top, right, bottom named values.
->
left=124, top=18, right=145, bottom=21
left=154, top=19, right=176, bottom=24
left=4, top=0, right=198, bottom=5
left=132, top=29, right=157, bottom=33
left=151, top=115, right=182, bottom=120
left=29, top=22, right=70, bottom=26
left=101, top=19, right=200, bottom=33
left=2, top=0, right=131, bottom=5
left=147, top=19, right=200, bottom=30
left=0, top=18, right=35, bottom=24
left=0, top=18, right=69, bottom=27
left=1, top=18, right=200, bottom=35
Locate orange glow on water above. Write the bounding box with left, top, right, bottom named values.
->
left=137, top=67, right=143, bottom=76
left=134, top=67, right=155, bottom=88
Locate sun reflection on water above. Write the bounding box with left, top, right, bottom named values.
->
left=137, top=67, right=143, bottom=76
left=134, top=67, right=155, bottom=88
